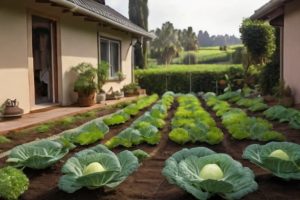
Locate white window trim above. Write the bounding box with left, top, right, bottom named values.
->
left=99, top=37, right=121, bottom=80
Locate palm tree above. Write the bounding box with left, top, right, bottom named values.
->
left=129, top=0, right=149, bottom=69
left=151, top=22, right=182, bottom=65
left=180, top=27, right=198, bottom=51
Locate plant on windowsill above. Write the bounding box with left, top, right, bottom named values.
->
left=72, top=63, right=97, bottom=107
left=117, top=72, right=126, bottom=82
left=96, top=61, right=109, bottom=103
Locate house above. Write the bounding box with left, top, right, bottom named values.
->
left=251, top=0, right=300, bottom=103
left=0, top=0, right=153, bottom=114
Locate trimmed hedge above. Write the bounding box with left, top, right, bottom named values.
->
left=135, top=66, right=244, bottom=95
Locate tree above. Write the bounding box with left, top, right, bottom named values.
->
left=180, top=27, right=198, bottom=51
left=150, top=22, right=182, bottom=65
left=129, top=0, right=149, bottom=69
left=240, top=19, right=276, bottom=65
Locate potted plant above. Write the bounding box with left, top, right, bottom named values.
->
left=121, top=83, right=141, bottom=97
left=96, top=61, right=109, bottom=103
left=72, top=63, right=97, bottom=107
left=117, top=72, right=126, bottom=82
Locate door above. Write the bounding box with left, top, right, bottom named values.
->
left=32, top=15, right=58, bottom=104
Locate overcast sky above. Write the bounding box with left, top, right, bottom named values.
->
left=106, top=0, right=270, bottom=36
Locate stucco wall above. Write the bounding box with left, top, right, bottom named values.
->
left=0, top=2, right=30, bottom=113
left=0, top=0, right=133, bottom=113
left=284, top=1, right=300, bottom=103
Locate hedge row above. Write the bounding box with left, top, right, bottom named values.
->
left=135, top=66, right=244, bottom=95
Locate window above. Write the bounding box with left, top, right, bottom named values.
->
left=99, top=38, right=121, bottom=78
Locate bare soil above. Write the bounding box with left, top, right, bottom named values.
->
left=1, top=98, right=300, bottom=200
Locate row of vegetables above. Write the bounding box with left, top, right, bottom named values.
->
left=0, top=94, right=161, bottom=200
left=168, top=94, right=224, bottom=145
left=217, top=90, right=300, bottom=130
left=204, top=93, right=285, bottom=142
left=105, top=92, right=175, bottom=149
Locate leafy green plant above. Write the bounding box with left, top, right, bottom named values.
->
left=226, top=117, right=285, bottom=142
left=169, top=128, right=190, bottom=145
left=163, top=147, right=258, bottom=200
left=97, top=61, right=109, bottom=92
left=248, top=102, right=268, bottom=112
left=72, top=63, right=97, bottom=95
left=7, top=140, right=69, bottom=169
left=103, top=111, right=130, bottom=126
left=236, top=97, right=263, bottom=108
left=35, top=123, right=53, bottom=133
left=121, top=83, right=141, bottom=94
left=58, top=145, right=140, bottom=193
left=105, top=128, right=142, bottom=149
left=62, top=118, right=109, bottom=146
left=243, top=142, right=300, bottom=180
left=123, top=104, right=139, bottom=116
left=0, top=166, right=29, bottom=200
left=132, top=149, right=150, bottom=163
left=0, top=135, right=11, bottom=144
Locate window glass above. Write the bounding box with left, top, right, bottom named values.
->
left=100, top=38, right=120, bottom=78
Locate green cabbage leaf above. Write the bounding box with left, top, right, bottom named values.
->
left=7, top=140, right=69, bottom=169
left=58, top=145, right=140, bottom=193
left=243, top=142, right=300, bottom=180
left=163, top=147, right=258, bottom=200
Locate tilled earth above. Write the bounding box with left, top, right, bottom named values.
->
left=1, top=98, right=300, bottom=200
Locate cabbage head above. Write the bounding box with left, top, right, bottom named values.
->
left=243, top=142, right=300, bottom=180
left=163, top=147, right=258, bottom=200
left=7, top=140, right=69, bottom=169
left=58, top=144, right=140, bottom=193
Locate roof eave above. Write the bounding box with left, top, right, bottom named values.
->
left=50, top=0, right=155, bottom=39
left=251, top=0, right=290, bottom=20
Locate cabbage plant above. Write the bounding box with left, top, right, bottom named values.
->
left=58, top=144, right=141, bottom=193
left=243, top=142, right=300, bottom=180
left=7, top=140, right=69, bottom=169
left=163, top=147, right=258, bottom=200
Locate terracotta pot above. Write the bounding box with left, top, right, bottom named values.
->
left=78, top=92, right=95, bottom=107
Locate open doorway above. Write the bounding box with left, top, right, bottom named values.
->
left=32, top=15, right=58, bottom=105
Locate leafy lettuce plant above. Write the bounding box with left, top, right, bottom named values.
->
left=0, top=166, right=29, bottom=200
left=123, top=104, right=139, bottom=116
left=7, top=140, right=69, bottom=169
left=248, top=102, right=268, bottom=112
left=62, top=118, right=109, bottom=146
left=236, top=97, right=263, bottom=108
left=58, top=145, right=141, bottom=193
left=136, top=94, right=159, bottom=110
left=221, top=108, right=247, bottom=127
left=163, top=147, right=258, bottom=200
left=226, top=117, right=285, bottom=142
left=218, top=91, right=241, bottom=101
left=103, top=111, right=130, bottom=126
left=243, top=142, right=300, bottom=180
left=105, top=128, right=142, bottom=149
left=264, top=106, right=300, bottom=129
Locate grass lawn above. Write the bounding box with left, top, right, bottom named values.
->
left=171, top=45, right=243, bottom=64
left=136, top=64, right=242, bottom=75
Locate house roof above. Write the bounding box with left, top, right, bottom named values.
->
left=50, top=0, right=155, bottom=39
left=251, top=0, right=293, bottom=20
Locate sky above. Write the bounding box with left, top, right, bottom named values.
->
left=106, top=0, right=270, bottom=37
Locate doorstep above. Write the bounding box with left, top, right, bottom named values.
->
left=0, top=96, right=139, bottom=135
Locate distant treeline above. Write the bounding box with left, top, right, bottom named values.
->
left=198, top=31, right=241, bottom=47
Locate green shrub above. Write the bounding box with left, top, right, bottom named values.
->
left=0, top=166, right=29, bottom=200
left=136, top=66, right=243, bottom=94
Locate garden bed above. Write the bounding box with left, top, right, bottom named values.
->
left=0, top=95, right=300, bottom=200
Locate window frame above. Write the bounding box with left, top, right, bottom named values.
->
left=98, top=36, right=122, bottom=80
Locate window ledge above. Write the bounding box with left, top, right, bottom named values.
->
left=106, top=78, right=123, bottom=83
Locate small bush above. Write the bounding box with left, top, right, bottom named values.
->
left=0, top=166, right=29, bottom=200
left=183, top=53, right=197, bottom=64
